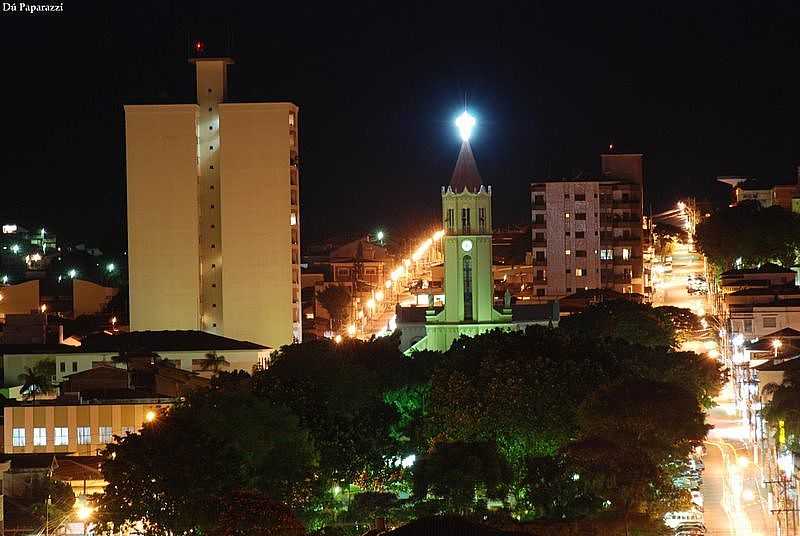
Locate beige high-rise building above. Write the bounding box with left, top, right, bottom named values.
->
left=125, top=58, right=301, bottom=348
left=529, top=154, right=646, bottom=298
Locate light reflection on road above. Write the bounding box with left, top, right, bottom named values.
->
left=653, top=242, right=774, bottom=535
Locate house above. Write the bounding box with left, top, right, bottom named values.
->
left=1, top=330, right=270, bottom=387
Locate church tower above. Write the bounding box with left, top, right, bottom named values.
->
left=410, top=112, right=514, bottom=353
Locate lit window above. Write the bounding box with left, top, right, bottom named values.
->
left=576, top=268, right=585, bottom=277
left=33, top=427, right=47, bottom=446
left=289, top=113, right=296, bottom=127
left=763, top=317, right=777, bottom=328
left=622, top=248, right=631, bottom=260
left=12, top=428, right=25, bottom=447
left=54, top=427, right=68, bottom=446
left=565, top=213, right=570, bottom=219
left=565, top=249, right=571, bottom=255
left=305, top=312, right=314, bottom=320
left=77, top=427, right=91, bottom=445
left=290, top=213, right=297, bottom=226
left=600, top=249, right=613, bottom=260
left=99, top=426, right=113, bottom=443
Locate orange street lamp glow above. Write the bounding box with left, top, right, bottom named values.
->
left=145, top=410, right=157, bottom=423
left=334, top=334, right=343, bottom=344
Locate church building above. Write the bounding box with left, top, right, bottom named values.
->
left=403, top=113, right=524, bottom=353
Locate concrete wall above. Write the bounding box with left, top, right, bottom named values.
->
left=219, top=103, right=298, bottom=349
left=125, top=105, right=201, bottom=332
left=730, top=306, right=800, bottom=339
left=72, top=279, right=117, bottom=317
left=0, top=280, right=39, bottom=318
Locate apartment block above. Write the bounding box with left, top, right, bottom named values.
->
left=125, top=57, right=301, bottom=348
left=530, top=154, right=645, bottom=297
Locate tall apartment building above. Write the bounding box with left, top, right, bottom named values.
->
left=530, top=154, right=645, bottom=298
left=125, top=58, right=301, bottom=348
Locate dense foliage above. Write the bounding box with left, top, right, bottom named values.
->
left=695, top=201, right=800, bottom=270
left=96, top=305, right=721, bottom=535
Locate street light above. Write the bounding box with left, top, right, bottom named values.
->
left=106, top=262, right=115, bottom=273
left=677, top=201, right=686, bottom=211
left=334, top=334, right=343, bottom=344
left=346, top=324, right=356, bottom=337
left=773, top=339, right=782, bottom=357
left=68, top=269, right=78, bottom=279
left=455, top=111, right=476, bottom=142
left=376, top=230, right=385, bottom=244
left=145, top=410, right=157, bottom=423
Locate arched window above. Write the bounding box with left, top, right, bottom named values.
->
left=463, top=255, right=473, bottom=321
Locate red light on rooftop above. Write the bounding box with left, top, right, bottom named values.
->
left=194, top=40, right=205, bottom=53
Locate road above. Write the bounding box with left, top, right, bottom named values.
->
left=653, top=242, right=775, bottom=534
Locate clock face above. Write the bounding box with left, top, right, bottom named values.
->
left=461, top=239, right=473, bottom=252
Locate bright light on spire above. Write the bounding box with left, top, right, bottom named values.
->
left=455, top=111, right=476, bottom=142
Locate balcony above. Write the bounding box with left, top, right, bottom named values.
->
left=533, top=259, right=547, bottom=266
left=533, top=240, right=547, bottom=247
left=533, top=277, right=547, bottom=284
left=532, top=222, right=547, bottom=229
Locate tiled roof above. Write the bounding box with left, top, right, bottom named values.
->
left=728, top=285, right=800, bottom=296
left=0, top=330, right=268, bottom=355
left=755, top=356, right=800, bottom=371
left=512, top=302, right=559, bottom=322
left=721, top=263, right=795, bottom=276
left=762, top=327, right=800, bottom=338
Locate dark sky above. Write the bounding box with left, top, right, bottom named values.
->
left=1, top=1, right=799, bottom=249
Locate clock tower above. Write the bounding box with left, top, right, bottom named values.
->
left=409, top=112, right=515, bottom=353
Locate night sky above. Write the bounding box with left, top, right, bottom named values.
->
left=1, top=1, right=798, bottom=250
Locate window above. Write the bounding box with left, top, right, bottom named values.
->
left=763, top=317, right=777, bottom=328
left=574, top=194, right=586, bottom=201
left=565, top=231, right=571, bottom=237
left=622, top=248, right=631, bottom=260
left=99, top=426, right=113, bottom=443
left=533, top=214, right=545, bottom=224
left=535, top=251, right=546, bottom=261
left=600, top=249, right=613, bottom=260
left=59, top=362, right=65, bottom=373
left=534, top=195, right=545, bottom=205
left=12, top=428, right=25, bottom=447
left=461, top=208, right=471, bottom=233
left=575, top=231, right=585, bottom=239
left=478, top=207, right=486, bottom=232
left=566, top=269, right=571, bottom=274
left=743, top=319, right=753, bottom=333
left=121, top=426, right=133, bottom=436
left=565, top=213, right=571, bottom=219
left=72, top=362, right=78, bottom=372
left=54, top=427, right=68, bottom=446
left=576, top=268, right=585, bottom=277
left=463, top=256, right=473, bottom=321
left=289, top=113, right=295, bottom=127
left=33, top=428, right=46, bottom=446
left=565, top=249, right=571, bottom=255
left=536, top=288, right=545, bottom=296
left=564, top=193, right=570, bottom=199
left=447, top=208, right=455, bottom=230
left=575, top=250, right=587, bottom=257
left=290, top=213, right=297, bottom=226
left=535, top=233, right=545, bottom=241
left=575, top=213, right=587, bottom=220
left=77, top=426, right=91, bottom=445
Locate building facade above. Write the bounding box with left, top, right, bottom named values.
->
left=3, top=399, right=171, bottom=455
left=125, top=58, right=301, bottom=348
left=530, top=154, right=645, bottom=297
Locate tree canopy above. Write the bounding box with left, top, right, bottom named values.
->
left=96, top=390, right=318, bottom=535
left=316, top=285, right=352, bottom=331
left=695, top=201, right=800, bottom=270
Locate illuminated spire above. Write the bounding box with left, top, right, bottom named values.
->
left=450, top=111, right=482, bottom=193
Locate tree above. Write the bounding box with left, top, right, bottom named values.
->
left=762, top=369, right=800, bottom=453
left=31, top=478, right=75, bottom=533
left=695, top=202, right=800, bottom=270
left=252, top=334, right=409, bottom=485
left=316, top=285, right=352, bottom=332
left=96, top=390, right=318, bottom=535
left=412, top=441, right=513, bottom=514
left=576, top=379, right=708, bottom=464
left=559, top=300, right=676, bottom=348
left=209, top=490, right=304, bottom=536
left=200, top=351, right=230, bottom=374
left=517, top=455, right=601, bottom=520
left=654, top=306, right=702, bottom=346
left=19, top=359, right=56, bottom=401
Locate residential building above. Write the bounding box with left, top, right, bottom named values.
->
left=0, top=330, right=270, bottom=387
left=530, top=154, right=646, bottom=298
left=125, top=55, right=301, bottom=348
left=3, top=397, right=172, bottom=455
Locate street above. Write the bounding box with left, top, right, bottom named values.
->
left=653, top=242, right=775, bottom=535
